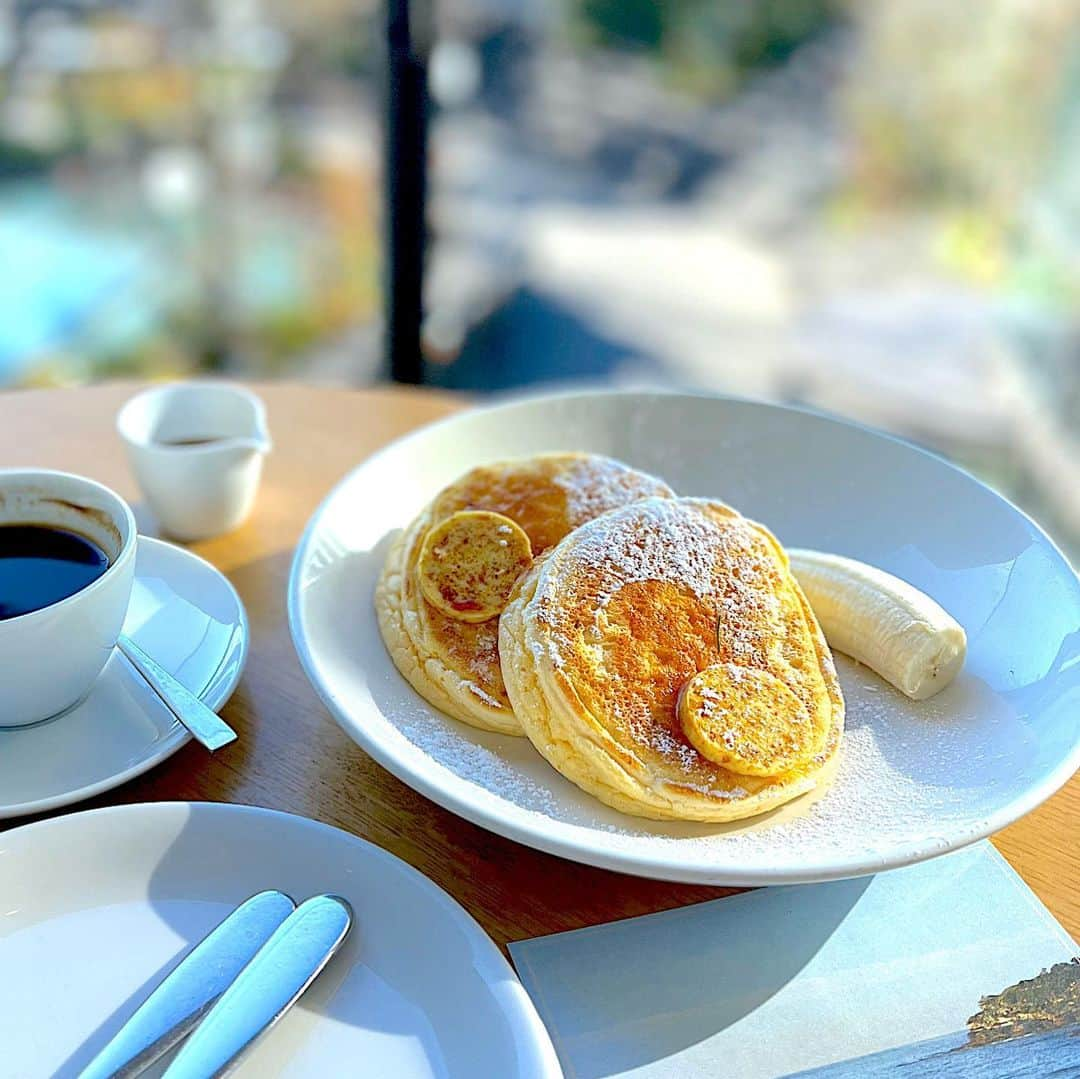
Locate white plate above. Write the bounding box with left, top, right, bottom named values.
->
left=0, top=537, right=247, bottom=818
left=288, top=391, right=1080, bottom=885
left=0, top=802, right=561, bottom=1079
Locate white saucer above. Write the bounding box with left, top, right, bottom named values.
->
left=289, top=390, right=1080, bottom=886
left=0, top=802, right=561, bottom=1078
left=0, top=537, right=247, bottom=819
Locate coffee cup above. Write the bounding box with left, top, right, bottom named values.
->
left=0, top=469, right=137, bottom=727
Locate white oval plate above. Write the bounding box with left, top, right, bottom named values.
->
left=0, top=537, right=247, bottom=818
left=0, top=802, right=560, bottom=1079
left=288, top=391, right=1080, bottom=885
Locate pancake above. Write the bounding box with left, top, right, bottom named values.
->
left=376, top=454, right=674, bottom=734
left=499, top=497, right=844, bottom=820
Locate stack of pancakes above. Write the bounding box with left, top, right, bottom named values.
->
left=377, top=453, right=844, bottom=822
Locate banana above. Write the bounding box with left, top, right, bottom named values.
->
left=679, top=662, right=817, bottom=776
left=418, top=510, right=533, bottom=623
left=787, top=549, right=966, bottom=700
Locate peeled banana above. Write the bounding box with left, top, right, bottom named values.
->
left=678, top=662, right=818, bottom=776
left=418, top=510, right=533, bottom=623
left=787, top=549, right=966, bottom=700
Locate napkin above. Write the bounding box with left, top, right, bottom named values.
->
left=510, top=842, right=1078, bottom=1079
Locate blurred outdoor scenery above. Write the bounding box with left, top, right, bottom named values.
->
left=0, top=0, right=1077, bottom=556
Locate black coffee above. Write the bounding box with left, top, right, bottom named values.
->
left=0, top=524, right=109, bottom=620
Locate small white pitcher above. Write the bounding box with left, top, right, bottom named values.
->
left=117, top=382, right=271, bottom=541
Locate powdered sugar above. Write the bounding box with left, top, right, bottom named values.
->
left=386, top=692, right=561, bottom=816
left=646, top=723, right=717, bottom=779
left=466, top=683, right=505, bottom=709
left=380, top=652, right=1011, bottom=873
left=459, top=623, right=505, bottom=704
left=542, top=498, right=731, bottom=607
left=696, top=686, right=722, bottom=719
left=555, top=456, right=671, bottom=525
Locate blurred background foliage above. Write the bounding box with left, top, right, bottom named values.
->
left=0, top=0, right=1077, bottom=554
left=572, top=0, right=840, bottom=93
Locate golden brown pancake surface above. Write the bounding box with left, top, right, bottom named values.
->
left=499, top=497, right=844, bottom=819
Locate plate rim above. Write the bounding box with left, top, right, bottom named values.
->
left=288, top=388, right=1080, bottom=885
left=0, top=536, right=249, bottom=819
left=0, top=799, right=562, bottom=1079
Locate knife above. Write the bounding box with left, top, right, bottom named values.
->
left=162, top=894, right=354, bottom=1078
left=79, top=891, right=296, bottom=1079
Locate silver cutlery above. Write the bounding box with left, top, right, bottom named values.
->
left=79, top=891, right=296, bottom=1079
left=163, top=894, right=354, bottom=1078
left=117, top=633, right=237, bottom=751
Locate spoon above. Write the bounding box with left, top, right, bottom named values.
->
left=117, top=634, right=237, bottom=750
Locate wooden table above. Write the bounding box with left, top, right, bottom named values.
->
left=3, top=380, right=1078, bottom=948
